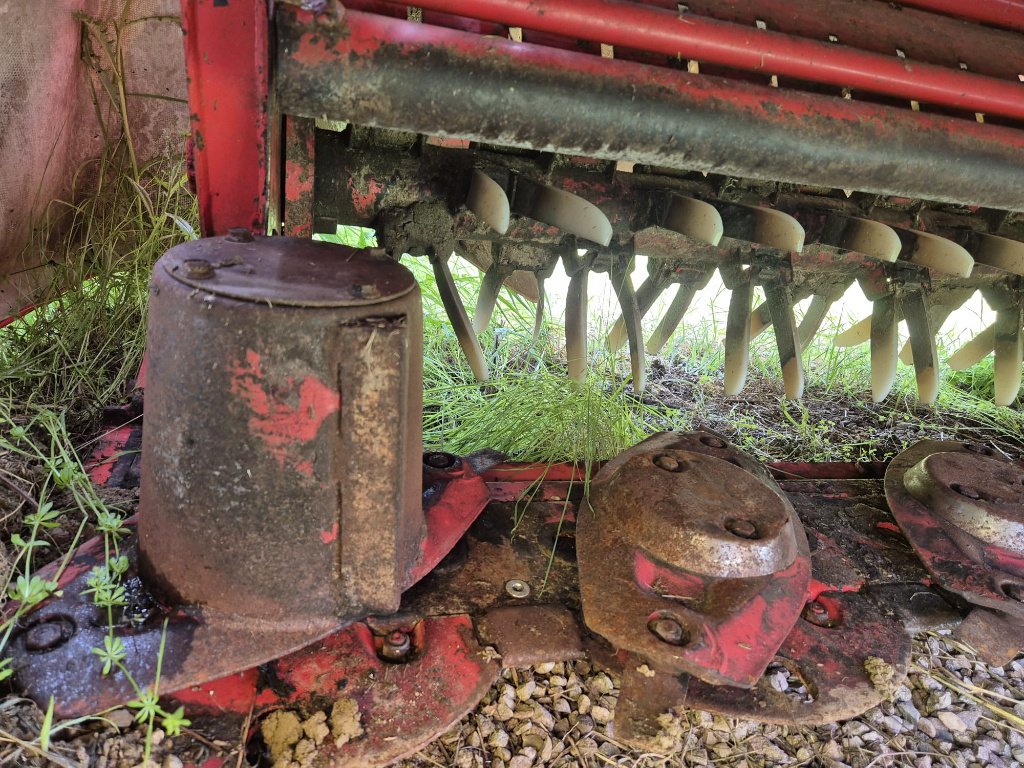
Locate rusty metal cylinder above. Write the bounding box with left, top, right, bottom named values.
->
left=140, top=235, right=423, bottom=625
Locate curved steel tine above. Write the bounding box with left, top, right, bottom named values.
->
left=750, top=284, right=814, bottom=339
left=607, top=259, right=646, bottom=392
left=664, top=195, right=724, bottom=246
left=723, top=278, right=754, bottom=396
left=645, top=280, right=701, bottom=355
left=531, top=276, right=547, bottom=345
left=467, top=169, right=510, bottom=234
left=606, top=268, right=666, bottom=352
left=764, top=282, right=804, bottom=399
left=798, top=284, right=851, bottom=350
left=513, top=178, right=613, bottom=246
left=964, top=231, right=1024, bottom=276
left=430, top=254, right=489, bottom=382
left=472, top=259, right=515, bottom=334
left=994, top=305, right=1024, bottom=406
left=901, top=288, right=940, bottom=405
left=898, top=289, right=974, bottom=365
left=902, top=229, right=974, bottom=278
left=834, top=217, right=901, bottom=262
left=530, top=261, right=558, bottom=345
left=834, top=315, right=873, bottom=348
left=947, top=323, right=997, bottom=371
left=564, top=253, right=592, bottom=382
left=870, top=294, right=899, bottom=402
left=716, top=202, right=805, bottom=252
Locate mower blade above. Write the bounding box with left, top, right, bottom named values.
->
left=717, top=202, right=805, bottom=252
left=994, top=305, right=1024, bottom=406
left=645, top=280, right=701, bottom=355
left=663, top=195, right=724, bottom=245
left=948, top=324, right=997, bottom=371
left=466, top=169, right=510, bottom=234
left=565, top=262, right=590, bottom=381
left=431, top=254, right=489, bottom=381
left=724, top=278, right=754, bottom=395
left=472, top=260, right=514, bottom=334
left=764, top=282, right=804, bottom=398
left=608, top=264, right=646, bottom=391
left=513, top=178, right=613, bottom=246
left=870, top=294, right=899, bottom=402
left=901, top=288, right=940, bottom=405
left=606, top=272, right=665, bottom=352
left=902, top=229, right=974, bottom=277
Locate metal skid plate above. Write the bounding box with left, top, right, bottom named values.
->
left=9, top=421, right=1008, bottom=767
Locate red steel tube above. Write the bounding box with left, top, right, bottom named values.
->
left=408, top=0, right=1024, bottom=121
left=890, top=0, right=1024, bottom=33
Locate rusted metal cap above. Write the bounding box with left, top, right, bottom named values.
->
left=904, top=450, right=1024, bottom=553
left=163, top=235, right=417, bottom=307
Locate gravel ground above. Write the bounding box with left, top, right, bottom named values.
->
left=395, top=633, right=1024, bottom=768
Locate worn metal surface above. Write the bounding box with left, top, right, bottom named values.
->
left=953, top=608, right=1024, bottom=667
left=405, top=0, right=1024, bottom=120
left=171, top=615, right=500, bottom=768
left=182, top=0, right=269, bottom=236
left=277, top=4, right=1024, bottom=210
left=143, top=236, right=424, bottom=623
left=477, top=605, right=585, bottom=668
left=886, top=441, right=1024, bottom=620
left=578, top=432, right=811, bottom=687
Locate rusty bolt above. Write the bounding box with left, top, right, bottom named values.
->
left=424, top=452, right=458, bottom=470
left=24, top=618, right=73, bottom=652
left=802, top=600, right=834, bottom=627
left=182, top=259, right=215, bottom=280
left=951, top=484, right=982, bottom=500
left=653, top=454, right=686, bottom=472
left=505, top=579, right=531, bottom=599
left=379, top=629, right=413, bottom=663
left=725, top=518, right=759, bottom=539
left=699, top=435, right=727, bottom=449
left=648, top=616, right=688, bottom=646
left=225, top=227, right=254, bottom=243
left=1002, top=583, right=1023, bottom=602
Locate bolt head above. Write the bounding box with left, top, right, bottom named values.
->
left=505, top=579, right=531, bottom=599
left=654, top=455, right=684, bottom=472
left=182, top=259, right=215, bottom=280
left=225, top=227, right=254, bottom=243
left=24, top=618, right=73, bottom=652
left=725, top=518, right=758, bottom=539
left=379, top=629, right=412, bottom=662
left=648, top=616, right=687, bottom=646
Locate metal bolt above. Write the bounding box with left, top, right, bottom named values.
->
left=379, top=629, right=413, bottom=662
left=225, top=227, right=254, bottom=243
left=24, top=618, right=73, bottom=652
left=182, top=259, right=215, bottom=280
left=699, top=435, right=727, bottom=449
left=952, top=484, right=982, bottom=500
left=424, top=452, right=458, bottom=470
left=725, top=518, right=758, bottom=539
left=505, top=579, right=531, bottom=599
left=654, top=454, right=685, bottom=472
left=648, top=616, right=688, bottom=646
left=802, top=600, right=833, bottom=627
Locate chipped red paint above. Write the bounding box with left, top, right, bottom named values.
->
left=347, top=177, right=387, bottom=219
left=320, top=522, right=339, bottom=544
left=283, top=116, right=316, bottom=237
left=408, top=469, right=491, bottom=585
left=229, top=349, right=340, bottom=475
left=85, top=423, right=135, bottom=485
